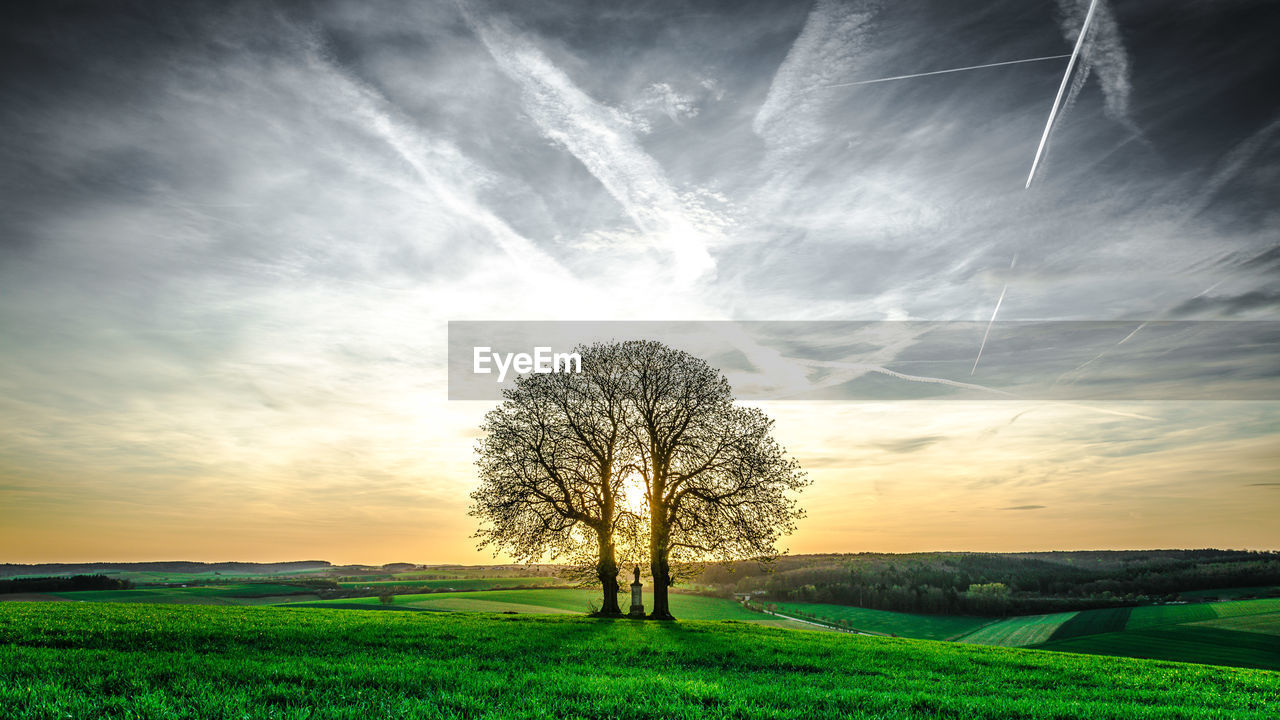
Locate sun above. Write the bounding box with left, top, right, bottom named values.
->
left=620, top=473, right=648, bottom=513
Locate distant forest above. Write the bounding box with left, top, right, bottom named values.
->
left=0, top=575, right=134, bottom=594
left=0, top=561, right=332, bottom=578
left=695, top=550, right=1280, bottom=616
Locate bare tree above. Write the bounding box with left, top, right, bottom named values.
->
left=620, top=340, right=809, bottom=619
left=470, top=343, right=635, bottom=615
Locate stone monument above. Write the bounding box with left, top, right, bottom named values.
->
left=628, top=564, right=645, bottom=618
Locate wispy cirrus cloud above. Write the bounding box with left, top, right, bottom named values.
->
left=752, top=0, right=882, bottom=162
left=877, top=435, right=944, bottom=454
left=466, top=13, right=718, bottom=285
left=1, top=0, right=1278, bottom=561
left=1054, top=0, right=1136, bottom=130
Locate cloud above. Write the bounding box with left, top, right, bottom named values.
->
left=1001, top=505, right=1047, bottom=511
left=466, top=12, right=718, bottom=285
left=295, top=35, right=577, bottom=288
left=1, top=0, right=1278, bottom=560
left=1055, top=0, right=1136, bottom=128
left=1189, top=117, right=1280, bottom=219
left=1240, top=245, right=1280, bottom=272
left=632, top=82, right=704, bottom=126
left=752, top=0, right=881, bottom=157
left=1172, top=291, right=1280, bottom=317
left=876, top=436, right=944, bottom=454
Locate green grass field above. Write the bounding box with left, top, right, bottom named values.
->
left=1125, top=603, right=1220, bottom=630
left=1036, top=626, right=1280, bottom=672
left=49, top=584, right=320, bottom=605
left=1032, top=598, right=1280, bottom=670
left=1189, top=613, right=1280, bottom=636
left=337, top=577, right=564, bottom=591
left=1, top=602, right=1277, bottom=719
left=1047, top=606, right=1133, bottom=641
left=765, top=601, right=988, bottom=640
left=20, top=581, right=1280, bottom=671
left=765, top=597, right=1280, bottom=671
left=97, top=569, right=323, bottom=584
left=954, top=611, right=1079, bottom=646
left=1213, top=598, right=1280, bottom=618
left=286, top=588, right=812, bottom=628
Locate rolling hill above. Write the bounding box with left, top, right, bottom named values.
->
left=1, top=602, right=1276, bottom=719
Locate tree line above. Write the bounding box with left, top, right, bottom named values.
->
left=698, top=550, right=1280, bottom=616
left=470, top=340, right=809, bottom=619
left=0, top=575, right=135, bottom=594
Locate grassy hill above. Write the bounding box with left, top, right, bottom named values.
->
left=944, top=598, right=1280, bottom=670
left=954, top=611, right=1078, bottom=646
left=1032, top=599, right=1280, bottom=671
left=285, top=588, right=818, bottom=630
left=2, top=603, right=1277, bottom=719
left=764, top=596, right=1280, bottom=670
left=51, top=583, right=321, bottom=605
left=336, top=577, right=564, bottom=592
left=765, top=600, right=988, bottom=639
left=22, top=581, right=1280, bottom=671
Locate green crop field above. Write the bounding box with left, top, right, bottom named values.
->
left=49, top=584, right=321, bottom=605
left=1125, top=603, right=1219, bottom=630
left=1189, top=613, right=1280, bottom=636
left=337, top=577, right=564, bottom=591
left=0, top=599, right=1274, bottom=717
left=765, top=601, right=988, bottom=640
left=91, top=569, right=324, bottom=584
left=1036, top=626, right=1280, bottom=671
left=2, top=603, right=1277, bottom=719
left=1213, top=598, right=1280, bottom=618
left=1047, top=606, right=1133, bottom=641
left=1031, top=598, right=1280, bottom=670
left=18, top=584, right=1280, bottom=672
left=286, top=588, right=811, bottom=627
left=754, top=597, right=1280, bottom=670
left=955, top=611, right=1079, bottom=646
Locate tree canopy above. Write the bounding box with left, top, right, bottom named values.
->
left=471, top=339, right=808, bottom=619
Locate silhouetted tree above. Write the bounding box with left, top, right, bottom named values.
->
left=619, top=340, right=809, bottom=619
left=470, top=343, right=635, bottom=615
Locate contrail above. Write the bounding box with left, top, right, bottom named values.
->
left=1116, top=321, right=1148, bottom=346
left=800, top=359, right=1157, bottom=421
left=972, top=254, right=1017, bottom=376
left=971, top=285, right=1006, bottom=375
left=1025, top=0, right=1101, bottom=188
left=1009, top=403, right=1157, bottom=423
left=797, top=359, right=1019, bottom=398
left=820, top=54, right=1071, bottom=89
left=1055, top=279, right=1226, bottom=386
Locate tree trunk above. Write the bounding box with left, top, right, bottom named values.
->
left=596, top=528, right=622, bottom=616
left=648, top=504, right=675, bottom=620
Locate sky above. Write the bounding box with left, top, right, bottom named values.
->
left=1, top=0, right=1277, bottom=564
